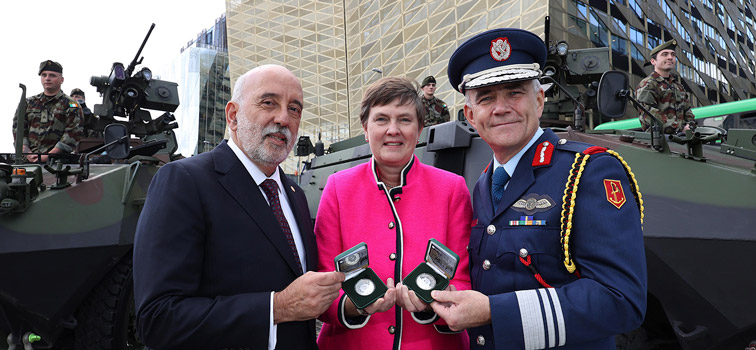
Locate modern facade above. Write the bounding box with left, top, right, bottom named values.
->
left=225, top=0, right=756, bottom=173
left=168, top=15, right=231, bottom=156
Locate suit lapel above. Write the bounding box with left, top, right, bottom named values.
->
left=213, top=142, right=303, bottom=275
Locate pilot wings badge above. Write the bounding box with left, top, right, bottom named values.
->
left=490, top=37, right=511, bottom=62
left=512, top=193, right=556, bottom=215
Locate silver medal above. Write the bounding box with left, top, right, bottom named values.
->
left=355, top=278, right=375, bottom=296
left=416, top=273, right=437, bottom=290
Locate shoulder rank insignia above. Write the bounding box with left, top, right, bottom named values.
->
left=532, top=141, right=554, bottom=167
left=603, top=179, right=626, bottom=209
left=512, top=193, right=556, bottom=215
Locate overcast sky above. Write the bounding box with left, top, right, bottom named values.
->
left=0, top=0, right=226, bottom=153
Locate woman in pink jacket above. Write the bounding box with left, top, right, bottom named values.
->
left=315, top=76, right=472, bottom=349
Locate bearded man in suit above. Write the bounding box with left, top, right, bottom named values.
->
left=133, top=64, right=344, bottom=350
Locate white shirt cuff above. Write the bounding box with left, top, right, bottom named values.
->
left=269, top=292, right=277, bottom=350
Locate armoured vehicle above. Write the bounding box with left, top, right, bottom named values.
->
left=296, top=54, right=756, bottom=349
left=1, top=24, right=178, bottom=349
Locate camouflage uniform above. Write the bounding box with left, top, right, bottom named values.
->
left=636, top=71, right=694, bottom=133
left=12, top=91, right=83, bottom=154
left=421, top=96, right=450, bottom=126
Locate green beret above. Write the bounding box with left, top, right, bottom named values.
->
left=70, top=88, right=85, bottom=98
left=649, top=40, right=677, bottom=58
left=39, top=60, right=63, bottom=75
left=421, top=75, right=436, bottom=87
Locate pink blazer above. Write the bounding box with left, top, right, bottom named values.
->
left=316, top=156, right=472, bottom=350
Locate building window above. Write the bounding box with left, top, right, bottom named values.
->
left=570, top=15, right=589, bottom=35
left=630, top=25, right=644, bottom=45
left=716, top=2, right=726, bottom=24
left=612, top=35, right=628, bottom=54
left=631, top=43, right=645, bottom=60
left=648, top=33, right=661, bottom=50
left=628, top=0, right=644, bottom=19
left=589, top=9, right=610, bottom=47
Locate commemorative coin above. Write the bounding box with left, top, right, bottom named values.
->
left=355, top=278, right=375, bottom=296
left=416, top=273, right=437, bottom=290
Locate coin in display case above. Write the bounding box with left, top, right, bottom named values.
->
left=345, top=252, right=360, bottom=266
left=355, top=278, right=375, bottom=296
left=416, top=273, right=437, bottom=290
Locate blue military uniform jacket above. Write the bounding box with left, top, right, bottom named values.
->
left=468, top=129, right=647, bottom=349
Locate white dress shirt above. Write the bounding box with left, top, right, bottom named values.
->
left=228, top=138, right=307, bottom=350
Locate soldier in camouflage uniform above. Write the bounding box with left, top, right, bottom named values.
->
left=12, top=60, right=83, bottom=162
left=420, top=76, right=450, bottom=126
left=70, top=88, right=103, bottom=138
left=636, top=40, right=695, bottom=134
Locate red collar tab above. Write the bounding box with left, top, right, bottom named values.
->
left=583, top=146, right=607, bottom=155
left=483, top=162, right=491, bottom=174
left=532, top=141, right=554, bottom=167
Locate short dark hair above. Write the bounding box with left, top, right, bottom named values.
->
left=360, top=77, right=425, bottom=131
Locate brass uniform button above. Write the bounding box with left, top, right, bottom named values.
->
left=388, top=222, right=395, bottom=229
left=388, top=325, right=396, bottom=334
left=486, top=225, right=496, bottom=235
left=482, top=260, right=491, bottom=270
left=476, top=335, right=485, bottom=345
left=389, top=253, right=397, bottom=261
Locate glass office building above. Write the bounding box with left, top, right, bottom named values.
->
left=165, top=15, right=231, bottom=156
left=225, top=0, right=756, bottom=173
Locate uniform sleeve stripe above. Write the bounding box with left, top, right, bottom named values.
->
left=547, top=288, right=566, bottom=346
left=538, top=289, right=556, bottom=348
left=516, top=289, right=546, bottom=350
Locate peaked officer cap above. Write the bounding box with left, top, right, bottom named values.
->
left=448, top=28, right=547, bottom=93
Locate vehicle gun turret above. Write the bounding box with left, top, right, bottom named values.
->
left=89, top=23, right=180, bottom=138
left=1, top=24, right=180, bottom=350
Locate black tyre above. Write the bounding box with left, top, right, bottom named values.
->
left=74, top=254, right=143, bottom=350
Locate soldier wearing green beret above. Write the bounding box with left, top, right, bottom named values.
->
left=12, top=60, right=83, bottom=162
left=420, top=75, right=450, bottom=126
left=635, top=40, right=695, bottom=133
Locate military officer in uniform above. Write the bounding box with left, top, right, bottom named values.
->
left=420, top=75, right=450, bottom=126
left=12, top=60, right=83, bottom=162
left=636, top=40, right=695, bottom=133
left=430, top=28, right=647, bottom=349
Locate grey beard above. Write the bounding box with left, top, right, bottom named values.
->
left=240, top=122, right=296, bottom=167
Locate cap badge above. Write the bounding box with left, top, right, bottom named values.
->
left=490, top=37, right=511, bottom=62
